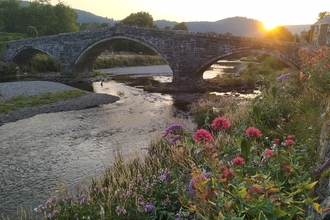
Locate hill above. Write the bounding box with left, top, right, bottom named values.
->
left=20, top=1, right=311, bottom=37
left=155, top=17, right=267, bottom=38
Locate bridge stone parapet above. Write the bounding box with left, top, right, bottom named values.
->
left=1, top=24, right=308, bottom=85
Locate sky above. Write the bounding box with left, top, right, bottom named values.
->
left=50, top=0, right=329, bottom=29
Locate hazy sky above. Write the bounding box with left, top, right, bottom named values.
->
left=51, top=0, right=328, bottom=29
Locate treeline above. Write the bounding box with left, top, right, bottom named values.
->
left=0, top=0, right=79, bottom=37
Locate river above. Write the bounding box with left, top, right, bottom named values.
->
left=0, top=62, right=245, bottom=219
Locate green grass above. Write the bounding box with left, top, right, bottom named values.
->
left=0, top=90, right=86, bottom=113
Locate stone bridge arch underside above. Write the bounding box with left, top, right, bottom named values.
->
left=194, top=49, right=302, bottom=81
left=74, top=36, right=168, bottom=74
left=1, top=25, right=304, bottom=86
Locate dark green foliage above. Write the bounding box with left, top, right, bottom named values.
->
left=110, top=40, right=156, bottom=55
left=0, top=0, right=78, bottom=35
left=27, top=25, right=38, bottom=37
left=172, top=22, right=189, bottom=31
left=93, top=55, right=166, bottom=69
left=121, top=11, right=154, bottom=28
left=0, top=61, right=17, bottom=76
left=28, top=53, right=60, bottom=73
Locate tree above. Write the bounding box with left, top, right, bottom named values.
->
left=172, top=22, right=188, bottom=31
left=0, top=0, right=22, bottom=32
left=121, top=12, right=154, bottom=28
left=164, top=26, right=171, bottom=30
left=27, top=25, right=38, bottom=37
left=53, top=2, right=79, bottom=33
left=264, top=26, right=294, bottom=42
left=317, top=11, right=330, bottom=21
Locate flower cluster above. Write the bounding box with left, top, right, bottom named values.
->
left=245, top=127, right=263, bottom=138
left=211, top=117, right=231, bottom=131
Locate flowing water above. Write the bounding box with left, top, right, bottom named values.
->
left=0, top=62, right=246, bottom=219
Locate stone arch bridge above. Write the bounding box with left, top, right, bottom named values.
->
left=1, top=24, right=305, bottom=85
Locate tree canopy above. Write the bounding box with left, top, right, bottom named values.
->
left=172, top=22, right=189, bottom=31
left=0, top=0, right=79, bottom=36
left=121, top=11, right=154, bottom=28
left=317, top=11, right=330, bottom=21
left=264, top=26, right=294, bottom=42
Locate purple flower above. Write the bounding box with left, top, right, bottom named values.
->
left=162, top=124, right=184, bottom=138
left=313, top=158, right=330, bottom=174
left=161, top=172, right=171, bottom=183
left=47, top=210, right=59, bottom=219
left=189, top=178, right=195, bottom=198
left=276, top=73, right=292, bottom=82
left=144, top=204, right=155, bottom=211
left=170, top=135, right=180, bottom=144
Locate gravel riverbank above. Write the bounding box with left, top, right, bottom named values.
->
left=0, top=81, right=119, bottom=126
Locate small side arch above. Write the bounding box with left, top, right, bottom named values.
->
left=8, top=45, right=56, bottom=65
left=194, top=48, right=301, bottom=80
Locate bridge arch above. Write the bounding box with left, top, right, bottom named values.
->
left=194, top=48, right=301, bottom=81
left=74, top=36, right=170, bottom=75
left=7, top=45, right=56, bottom=66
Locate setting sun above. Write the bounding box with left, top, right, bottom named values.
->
left=263, top=22, right=278, bottom=31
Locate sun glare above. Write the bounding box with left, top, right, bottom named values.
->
left=263, top=22, right=278, bottom=31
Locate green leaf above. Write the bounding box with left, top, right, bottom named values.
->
left=258, top=212, right=267, bottom=220
left=249, top=106, right=262, bottom=124
left=271, top=86, right=278, bottom=101
left=237, top=138, right=251, bottom=159
left=305, top=181, right=318, bottom=190
left=273, top=209, right=288, bottom=218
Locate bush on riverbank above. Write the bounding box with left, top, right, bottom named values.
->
left=93, top=54, right=167, bottom=69
left=204, top=55, right=291, bottom=88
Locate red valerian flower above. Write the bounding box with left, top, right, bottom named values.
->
left=273, top=138, right=280, bottom=145
left=287, top=135, right=295, bottom=140
left=264, top=149, right=273, bottom=157
left=193, top=129, right=213, bottom=142
left=285, top=139, right=294, bottom=146
left=245, top=127, right=263, bottom=138
left=233, top=157, right=245, bottom=166
left=211, top=117, right=231, bottom=131
left=248, top=185, right=263, bottom=196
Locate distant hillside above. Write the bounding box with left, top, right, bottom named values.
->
left=20, top=1, right=311, bottom=37
left=74, top=9, right=117, bottom=25
left=283, top=24, right=311, bottom=35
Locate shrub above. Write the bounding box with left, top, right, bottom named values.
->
left=0, top=61, right=17, bottom=77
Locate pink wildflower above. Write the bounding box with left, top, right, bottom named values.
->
left=233, top=157, right=245, bottom=166
left=193, top=129, right=213, bottom=142
left=223, top=168, right=235, bottom=181
left=245, top=127, right=262, bottom=138
left=264, top=149, right=273, bottom=157
left=287, top=135, right=295, bottom=140
left=285, top=139, right=294, bottom=146
left=211, top=117, right=231, bottom=131
left=283, top=166, right=292, bottom=172
left=273, top=138, right=280, bottom=145
left=248, top=185, right=263, bottom=196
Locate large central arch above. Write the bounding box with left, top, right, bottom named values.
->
left=74, top=36, right=170, bottom=75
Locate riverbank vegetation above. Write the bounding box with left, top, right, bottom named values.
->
left=0, top=90, right=86, bottom=113
left=93, top=54, right=167, bottom=69
left=15, top=46, right=330, bottom=220
left=204, top=55, right=291, bottom=88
